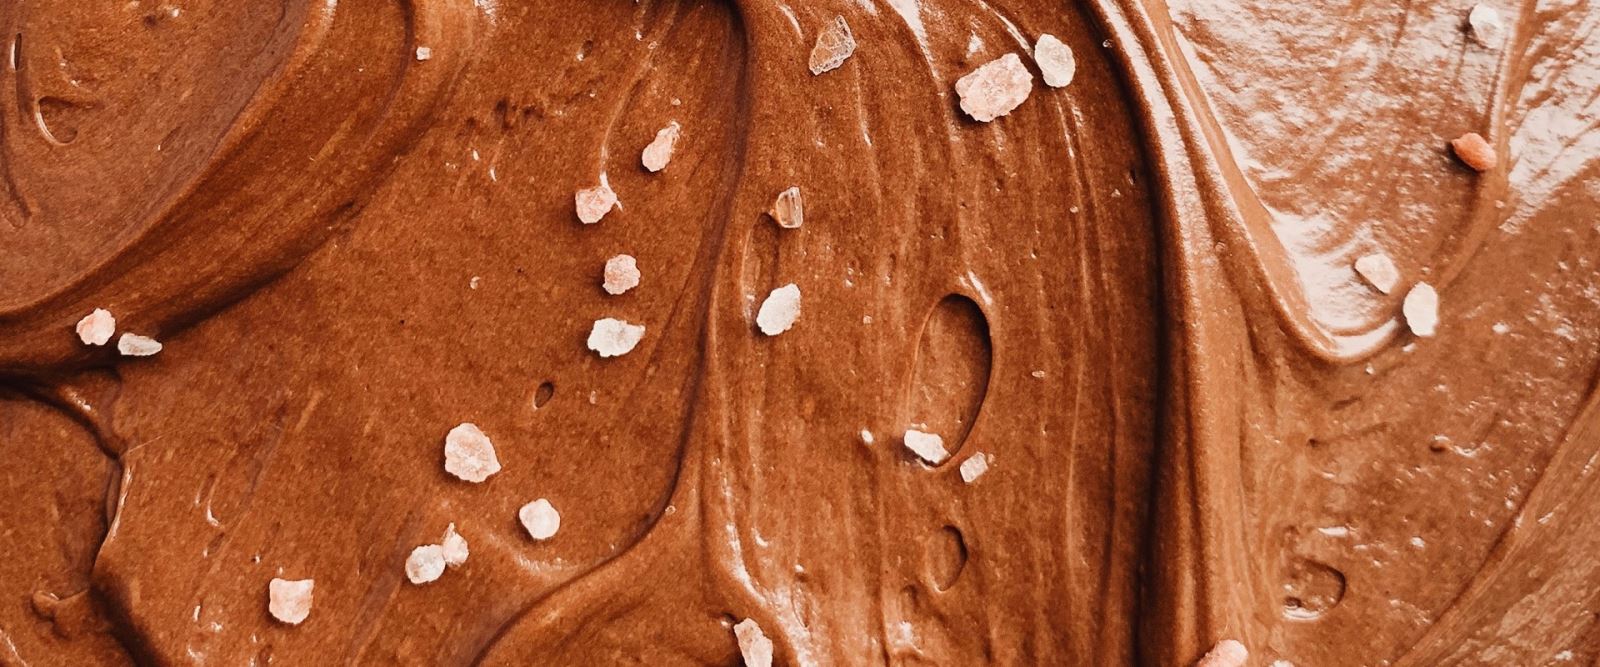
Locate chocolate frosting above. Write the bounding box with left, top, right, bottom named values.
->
left=3, top=0, right=1598, bottom=664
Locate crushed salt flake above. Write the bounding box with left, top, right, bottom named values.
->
left=117, top=333, right=162, bottom=357
left=733, top=618, right=774, bottom=667
left=641, top=121, right=681, bottom=172
left=575, top=180, right=619, bottom=224
left=756, top=284, right=802, bottom=336
left=1451, top=132, right=1497, bottom=172
left=1468, top=4, right=1503, bottom=46
left=469, top=276, right=481, bottom=290
left=959, top=453, right=990, bottom=483
left=1492, top=322, right=1510, bottom=335
left=443, top=422, right=502, bottom=483
left=76, top=308, right=116, bottom=346
left=603, top=254, right=641, bottom=295
left=267, top=578, right=313, bottom=625
left=440, top=523, right=469, bottom=568
left=956, top=53, right=1033, bottom=122
left=587, top=317, right=646, bottom=357
left=904, top=429, right=949, bottom=465
left=415, top=46, right=433, bottom=61
left=1353, top=253, right=1401, bottom=294
left=770, top=186, right=803, bottom=229
left=1195, top=639, right=1248, bottom=667
left=1034, top=34, right=1076, bottom=88
left=860, top=429, right=875, bottom=446
left=519, top=498, right=561, bottom=540
left=405, top=545, right=446, bottom=585
left=808, top=16, right=856, bottom=75
left=1030, top=370, right=1046, bottom=379
left=1403, top=282, right=1440, bottom=338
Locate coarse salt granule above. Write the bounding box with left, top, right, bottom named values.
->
left=1403, top=282, right=1440, bottom=338
left=519, top=498, right=561, bottom=540
left=904, top=429, right=949, bottom=465
left=603, top=255, right=641, bottom=295
left=733, top=618, right=774, bottom=667
left=440, top=523, right=469, bottom=568
left=443, top=422, right=501, bottom=483
left=1353, top=253, right=1401, bottom=294
left=117, top=333, right=162, bottom=357
left=1034, top=34, right=1076, bottom=88
left=959, top=453, right=990, bottom=483
left=770, top=187, right=803, bottom=229
left=405, top=545, right=446, bottom=585
left=1467, top=4, right=1504, bottom=46
left=956, top=53, right=1033, bottom=122
left=1195, top=639, right=1248, bottom=667
left=756, top=284, right=801, bottom=336
left=415, top=46, right=433, bottom=61
left=587, top=317, right=646, bottom=357
left=267, top=578, right=313, bottom=625
left=642, top=121, right=681, bottom=173
left=76, top=308, right=115, bottom=346
left=576, top=180, right=619, bottom=224
left=808, top=16, right=856, bottom=75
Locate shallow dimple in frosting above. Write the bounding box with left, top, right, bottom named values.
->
left=2, top=1, right=1599, bottom=665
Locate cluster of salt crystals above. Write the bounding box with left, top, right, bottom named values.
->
left=1451, top=132, right=1498, bottom=172
left=76, top=308, right=116, bottom=346
left=118, top=333, right=163, bottom=357
left=769, top=186, right=803, bottom=229
left=733, top=618, right=774, bottom=667
left=641, top=121, right=681, bottom=173
left=415, top=46, right=433, bottom=61
left=1403, top=282, right=1440, bottom=337
left=519, top=498, right=561, bottom=540
left=959, top=452, right=991, bottom=483
left=603, top=254, right=641, bottom=295
left=1467, top=4, right=1504, bottom=46
left=903, top=429, right=949, bottom=464
left=444, top=422, right=502, bottom=483
left=587, top=317, right=646, bottom=357
left=440, top=523, right=469, bottom=567
left=1034, top=34, right=1076, bottom=88
left=808, top=16, right=856, bottom=75
left=575, top=179, right=619, bottom=224
left=1353, top=253, right=1400, bottom=294
left=756, top=284, right=802, bottom=336
left=405, top=544, right=447, bottom=585
left=1195, top=639, right=1248, bottom=667
left=955, top=53, right=1033, bottom=123
left=267, top=578, right=314, bottom=625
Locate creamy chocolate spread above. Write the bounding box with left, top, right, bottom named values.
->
left=2, top=0, right=1598, bottom=665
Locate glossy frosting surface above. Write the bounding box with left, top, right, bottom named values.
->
left=2, top=0, right=1598, bottom=665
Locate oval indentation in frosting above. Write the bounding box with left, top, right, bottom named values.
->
left=928, top=525, right=968, bottom=592
left=903, top=294, right=992, bottom=461
left=533, top=381, right=555, bottom=409
left=1282, top=558, right=1346, bottom=620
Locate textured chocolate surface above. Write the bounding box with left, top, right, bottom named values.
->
left=2, top=1, right=1597, bottom=665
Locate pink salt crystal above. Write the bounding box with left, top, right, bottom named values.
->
left=641, top=121, right=681, bottom=173
left=587, top=317, right=646, bottom=357
left=808, top=16, right=856, bottom=75
left=575, top=180, right=619, bottom=224
left=756, top=284, right=801, bottom=336
left=1354, top=253, right=1400, bottom=294
left=1403, top=282, right=1440, bottom=337
left=519, top=498, right=561, bottom=540
left=443, top=423, right=501, bottom=483
left=76, top=308, right=116, bottom=346
left=603, top=254, right=641, bottom=295
left=1034, top=34, right=1076, bottom=88
left=904, top=429, right=949, bottom=465
left=440, top=523, right=469, bottom=568
left=117, top=333, right=162, bottom=357
left=769, top=186, right=803, bottom=229
left=1195, top=639, right=1248, bottom=667
left=956, top=53, right=1033, bottom=122
left=405, top=545, right=446, bottom=585
left=267, top=578, right=314, bottom=625
left=733, top=618, right=774, bottom=667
